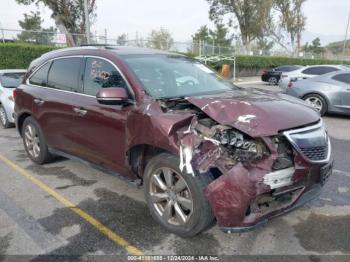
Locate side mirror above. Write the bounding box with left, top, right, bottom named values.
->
left=96, top=87, right=130, bottom=105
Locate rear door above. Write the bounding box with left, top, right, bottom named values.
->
left=29, top=57, right=84, bottom=153
left=68, top=57, right=134, bottom=177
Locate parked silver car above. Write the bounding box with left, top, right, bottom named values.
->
left=279, top=64, right=349, bottom=90
left=0, top=70, right=26, bottom=128
left=286, top=71, right=350, bottom=116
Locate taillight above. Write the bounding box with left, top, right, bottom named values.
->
left=13, top=89, right=17, bottom=100
left=288, top=81, right=293, bottom=88
left=262, top=70, right=268, bottom=75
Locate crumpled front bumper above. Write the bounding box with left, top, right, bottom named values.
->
left=203, top=155, right=333, bottom=233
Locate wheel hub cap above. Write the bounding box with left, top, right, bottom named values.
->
left=24, top=124, right=41, bottom=158
left=149, top=167, right=193, bottom=226
left=305, top=97, right=323, bottom=112
left=0, top=108, right=6, bottom=125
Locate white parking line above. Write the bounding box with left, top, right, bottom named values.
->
left=334, top=169, right=350, bottom=177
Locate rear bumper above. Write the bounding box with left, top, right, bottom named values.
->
left=261, top=75, right=269, bottom=82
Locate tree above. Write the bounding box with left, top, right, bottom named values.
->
left=207, top=0, right=274, bottom=52
left=274, top=0, right=307, bottom=53
left=211, top=23, right=233, bottom=47
left=192, top=25, right=211, bottom=43
left=15, top=0, right=97, bottom=46
left=254, top=38, right=274, bottom=54
left=303, top=37, right=326, bottom=56
left=17, top=11, right=56, bottom=44
left=117, top=34, right=127, bottom=46
left=191, top=24, right=233, bottom=55
left=147, top=28, right=174, bottom=50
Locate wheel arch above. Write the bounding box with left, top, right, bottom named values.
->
left=17, top=112, right=32, bottom=136
left=127, top=144, right=176, bottom=178
left=302, top=92, right=330, bottom=107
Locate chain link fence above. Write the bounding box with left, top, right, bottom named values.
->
left=1, top=28, right=350, bottom=61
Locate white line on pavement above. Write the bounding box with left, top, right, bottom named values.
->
left=334, top=169, right=350, bottom=177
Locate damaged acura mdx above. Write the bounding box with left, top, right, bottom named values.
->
left=15, top=46, right=333, bottom=236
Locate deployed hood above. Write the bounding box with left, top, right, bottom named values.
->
left=186, top=89, right=320, bottom=137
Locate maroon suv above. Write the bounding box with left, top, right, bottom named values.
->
left=15, top=46, right=333, bottom=236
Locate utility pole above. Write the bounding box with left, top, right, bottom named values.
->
left=0, top=22, right=5, bottom=43
left=342, top=11, right=350, bottom=61
left=84, top=0, right=91, bottom=44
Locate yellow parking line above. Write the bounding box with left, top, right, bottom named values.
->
left=0, top=154, right=144, bottom=256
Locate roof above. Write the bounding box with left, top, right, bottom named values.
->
left=0, top=69, right=27, bottom=74
left=42, top=45, right=178, bottom=57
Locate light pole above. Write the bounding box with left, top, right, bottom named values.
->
left=342, top=11, right=350, bottom=61
left=84, top=0, right=91, bottom=44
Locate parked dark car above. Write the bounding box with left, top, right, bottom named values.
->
left=15, top=46, right=332, bottom=236
left=286, top=71, right=350, bottom=116
left=261, top=65, right=303, bottom=85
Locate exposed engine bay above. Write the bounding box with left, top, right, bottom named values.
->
left=159, top=98, right=294, bottom=174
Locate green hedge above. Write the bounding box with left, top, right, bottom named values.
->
left=208, top=55, right=348, bottom=70
left=0, top=43, right=56, bottom=69
left=0, top=43, right=348, bottom=71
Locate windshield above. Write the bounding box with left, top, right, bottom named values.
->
left=121, top=55, right=237, bottom=98
left=0, top=73, right=25, bottom=88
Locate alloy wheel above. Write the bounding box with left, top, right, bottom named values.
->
left=149, top=167, right=193, bottom=226
left=269, top=77, right=278, bottom=85
left=0, top=107, right=7, bottom=126
left=305, top=96, right=323, bottom=112
left=24, top=124, right=41, bottom=158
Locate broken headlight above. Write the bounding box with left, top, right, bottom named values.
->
left=195, top=120, right=268, bottom=163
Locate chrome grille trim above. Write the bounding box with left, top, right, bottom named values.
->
left=282, top=120, right=331, bottom=163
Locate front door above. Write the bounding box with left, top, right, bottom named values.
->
left=69, top=57, right=134, bottom=178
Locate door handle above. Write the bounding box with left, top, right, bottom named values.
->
left=34, top=98, right=44, bottom=106
left=73, top=107, right=87, bottom=116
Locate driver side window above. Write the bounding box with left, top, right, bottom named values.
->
left=83, top=57, right=127, bottom=96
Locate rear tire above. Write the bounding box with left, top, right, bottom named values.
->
left=303, top=94, right=328, bottom=116
left=22, top=116, right=53, bottom=164
left=268, top=76, right=278, bottom=85
left=143, top=153, right=214, bottom=237
left=0, top=106, right=12, bottom=128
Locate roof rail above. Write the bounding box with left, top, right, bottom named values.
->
left=79, top=44, right=118, bottom=48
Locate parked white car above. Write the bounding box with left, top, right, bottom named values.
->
left=279, top=64, right=350, bottom=91
left=0, top=69, right=26, bottom=128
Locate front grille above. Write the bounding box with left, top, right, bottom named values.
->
left=283, top=121, right=330, bottom=163
left=300, top=145, right=328, bottom=161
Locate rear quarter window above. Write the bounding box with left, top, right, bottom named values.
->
left=29, top=62, right=51, bottom=86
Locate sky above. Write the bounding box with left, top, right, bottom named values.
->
left=0, top=0, right=349, bottom=45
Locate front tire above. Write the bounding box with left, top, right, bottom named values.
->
left=0, top=105, right=12, bottom=128
left=144, top=153, right=214, bottom=237
left=22, top=116, right=53, bottom=164
left=303, top=94, right=328, bottom=116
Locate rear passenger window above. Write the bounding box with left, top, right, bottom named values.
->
left=47, top=57, right=82, bottom=91
left=83, top=58, right=127, bottom=96
left=29, top=62, right=51, bottom=86
left=302, top=66, right=339, bottom=75
left=332, top=73, right=350, bottom=84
